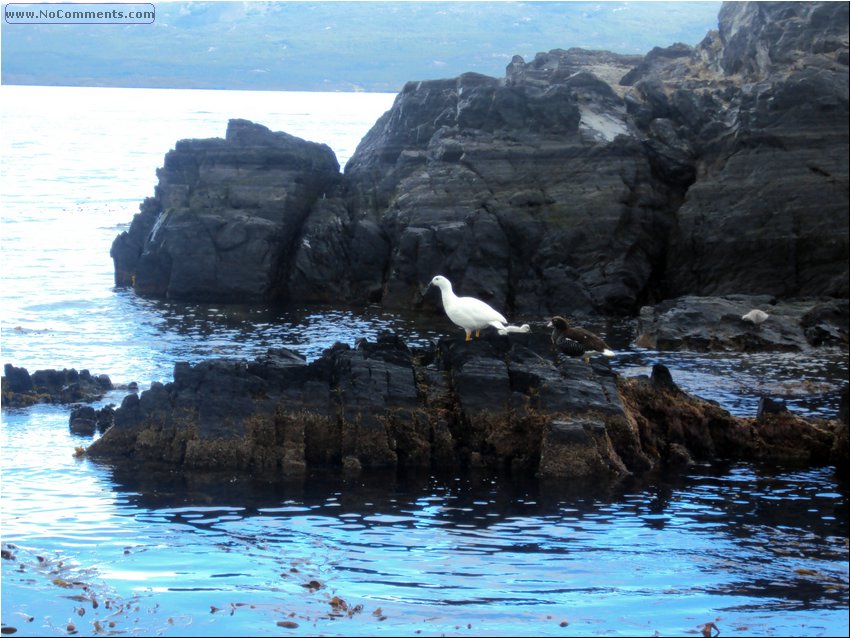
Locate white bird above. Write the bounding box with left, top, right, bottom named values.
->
left=742, top=309, right=769, bottom=326
left=427, top=275, right=509, bottom=341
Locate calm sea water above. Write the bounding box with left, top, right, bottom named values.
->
left=1, top=85, right=848, bottom=637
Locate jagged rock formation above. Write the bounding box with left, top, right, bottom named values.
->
left=86, top=332, right=637, bottom=479
left=620, top=362, right=846, bottom=470
left=112, top=2, right=848, bottom=317
left=84, top=333, right=848, bottom=477
left=111, top=119, right=340, bottom=302
left=639, top=2, right=850, bottom=302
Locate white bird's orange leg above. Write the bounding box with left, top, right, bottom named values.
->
left=465, top=330, right=472, bottom=341
left=474, top=330, right=480, bottom=338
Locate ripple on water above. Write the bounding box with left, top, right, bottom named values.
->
left=2, top=450, right=847, bottom=636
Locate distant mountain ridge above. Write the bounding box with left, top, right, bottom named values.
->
left=1, top=1, right=721, bottom=92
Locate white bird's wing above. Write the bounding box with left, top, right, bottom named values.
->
left=452, top=295, right=508, bottom=326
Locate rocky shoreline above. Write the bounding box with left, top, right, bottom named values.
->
left=635, top=295, right=849, bottom=351
left=4, top=327, right=843, bottom=480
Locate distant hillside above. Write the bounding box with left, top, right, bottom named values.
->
left=1, top=1, right=721, bottom=92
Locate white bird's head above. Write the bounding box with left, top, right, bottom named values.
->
left=428, top=275, right=452, bottom=292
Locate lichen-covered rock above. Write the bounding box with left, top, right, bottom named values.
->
left=619, top=364, right=756, bottom=465
left=86, top=332, right=635, bottom=478
left=619, top=362, right=847, bottom=469
left=754, top=410, right=836, bottom=465
left=538, top=419, right=629, bottom=479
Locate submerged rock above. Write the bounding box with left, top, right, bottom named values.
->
left=69, top=405, right=98, bottom=435
left=85, top=334, right=846, bottom=479
left=69, top=404, right=115, bottom=435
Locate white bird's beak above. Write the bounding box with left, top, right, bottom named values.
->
left=420, top=280, right=433, bottom=300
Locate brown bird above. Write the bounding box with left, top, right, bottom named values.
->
left=547, top=315, right=615, bottom=362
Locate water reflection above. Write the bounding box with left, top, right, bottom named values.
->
left=101, top=461, right=848, bottom=561
left=92, top=462, right=849, bottom=618
left=3, top=401, right=847, bottom=637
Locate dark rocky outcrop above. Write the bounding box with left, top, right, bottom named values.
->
left=111, top=2, right=848, bottom=318
left=620, top=362, right=846, bottom=470
left=1, top=364, right=113, bottom=408
left=85, top=333, right=847, bottom=479
left=111, top=119, right=340, bottom=302
left=635, top=295, right=849, bottom=351
left=654, top=2, right=849, bottom=302
left=86, top=332, right=639, bottom=479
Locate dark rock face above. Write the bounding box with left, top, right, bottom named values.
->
left=318, top=60, right=672, bottom=316
left=717, top=2, right=849, bottom=78
left=2, top=364, right=113, bottom=407
left=112, top=2, right=848, bottom=317
left=111, top=119, right=340, bottom=302
left=69, top=404, right=116, bottom=435
left=85, top=333, right=845, bottom=478
left=656, top=2, right=850, bottom=301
